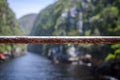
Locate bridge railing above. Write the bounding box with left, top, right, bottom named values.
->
left=0, top=36, right=120, bottom=44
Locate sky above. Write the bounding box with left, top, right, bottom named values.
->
left=8, top=0, right=56, bottom=19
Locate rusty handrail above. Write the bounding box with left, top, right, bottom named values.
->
left=0, top=36, right=120, bottom=44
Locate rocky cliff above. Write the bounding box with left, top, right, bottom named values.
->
left=28, top=0, right=120, bottom=60
left=0, top=0, right=24, bottom=56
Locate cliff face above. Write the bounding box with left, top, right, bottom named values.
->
left=28, top=0, right=120, bottom=59
left=19, top=13, right=37, bottom=35
left=0, top=0, right=23, bottom=53
left=0, top=0, right=23, bottom=36
left=30, top=0, right=120, bottom=36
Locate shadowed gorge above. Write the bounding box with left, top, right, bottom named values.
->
left=0, top=0, right=120, bottom=80
left=27, top=0, right=120, bottom=79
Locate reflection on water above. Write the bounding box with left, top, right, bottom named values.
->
left=0, top=52, right=95, bottom=80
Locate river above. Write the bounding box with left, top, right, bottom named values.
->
left=0, top=52, right=95, bottom=80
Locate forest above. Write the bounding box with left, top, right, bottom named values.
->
left=0, top=0, right=24, bottom=59
left=28, top=0, right=120, bottom=61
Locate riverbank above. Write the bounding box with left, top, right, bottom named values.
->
left=0, top=52, right=113, bottom=80
left=1, top=51, right=119, bottom=80
left=0, top=47, right=25, bottom=63
left=46, top=50, right=120, bottom=80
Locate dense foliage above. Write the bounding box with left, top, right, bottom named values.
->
left=28, top=0, right=120, bottom=60
left=0, top=0, right=23, bottom=53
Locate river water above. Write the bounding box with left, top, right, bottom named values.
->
left=0, top=52, right=95, bottom=80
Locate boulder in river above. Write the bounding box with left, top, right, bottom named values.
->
left=96, top=58, right=120, bottom=80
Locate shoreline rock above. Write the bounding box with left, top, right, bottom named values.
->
left=0, top=47, right=25, bottom=63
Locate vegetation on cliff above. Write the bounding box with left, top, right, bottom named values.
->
left=0, top=0, right=23, bottom=55
left=28, top=0, right=120, bottom=61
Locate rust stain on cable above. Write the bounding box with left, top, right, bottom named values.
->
left=0, top=36, right=120, bottom=44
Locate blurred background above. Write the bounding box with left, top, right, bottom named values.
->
left=0, top=0, right=120, bottom=80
